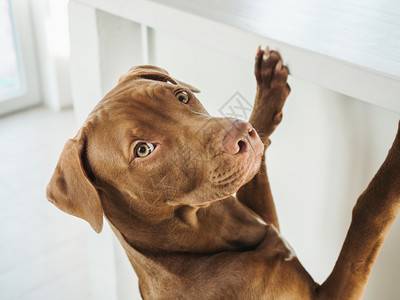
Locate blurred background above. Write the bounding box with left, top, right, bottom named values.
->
left=1, top=0, right=87, bottom=299
left=1, top=0, right=399, bottom=299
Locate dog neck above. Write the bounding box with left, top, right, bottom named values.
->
left=173, top=205, right=200, bottom=227
left=98, top=182, right=268, bottom=255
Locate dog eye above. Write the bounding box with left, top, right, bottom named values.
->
left=175, top=91, right=190, bottom=104
left=135, top=143, right=154, bottom=158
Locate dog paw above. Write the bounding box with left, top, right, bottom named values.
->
left=254, top=46, right=290, bottom=93
left=249, top=46, right=291, bottom=141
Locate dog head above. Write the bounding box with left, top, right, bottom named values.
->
left=46, top=66, right=264, bottom=232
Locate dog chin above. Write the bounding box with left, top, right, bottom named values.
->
left=242, top=153, right=263, bottom=184
left=190, top=154, right=263, bottom=207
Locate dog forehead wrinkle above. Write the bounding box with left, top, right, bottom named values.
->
left=90, top=104, right=172, bottom=156
left=95, top=77, right=176, bottom=113
left=86, top=119, right=133, bottom=170
left=122, top=101, right=173, bottom=130
left=109, top=83, right=187, bottom=123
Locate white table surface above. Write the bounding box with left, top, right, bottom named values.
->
left=70, top=0, right=400, bottom=112
left=150, top=0, right=400, bottom=79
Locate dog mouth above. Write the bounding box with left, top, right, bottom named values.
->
left=174, top=119, right=264, bottom=207
left=214, top=131, right=264, bottom=185
left=217, top=152, right=262, bottom=189
left=188, top=149, right=263, bottom=207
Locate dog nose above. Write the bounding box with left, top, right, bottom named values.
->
left=221, top=120, right=260, bottom=155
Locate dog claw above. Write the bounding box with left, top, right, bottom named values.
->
left=263, top=46, right=270, bottom=61
left=276, top=60, right=282, bottom=71
left=257, top=45, right=262, bottom=55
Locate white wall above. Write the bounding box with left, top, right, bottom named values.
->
left=148, top=29, right=400, bottom=300
left=30, top=0, right=72, bottom=111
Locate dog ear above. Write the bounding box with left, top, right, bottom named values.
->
left=46, top=134, right=103, bottom=233
left=119, top=65, right=200, bottom=93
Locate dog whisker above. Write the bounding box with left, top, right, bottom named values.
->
left=192, top=111, right=211, bottom=118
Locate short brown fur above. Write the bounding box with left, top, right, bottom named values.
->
left=47, top=48, right=400, bottom=299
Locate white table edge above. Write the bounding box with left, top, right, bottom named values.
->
left=69, top=0, right=400, bottom=113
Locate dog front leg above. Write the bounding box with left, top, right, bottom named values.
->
left=237, top=47, right=290, bottom=230
left=319, top=122, right=400, bottom=300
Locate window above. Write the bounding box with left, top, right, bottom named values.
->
left=0, top=0, right=40, bottom=116
left=0, top=0, right=24, bottom=101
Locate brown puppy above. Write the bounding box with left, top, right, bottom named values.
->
left=47, top=47, right=400, bottom=299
